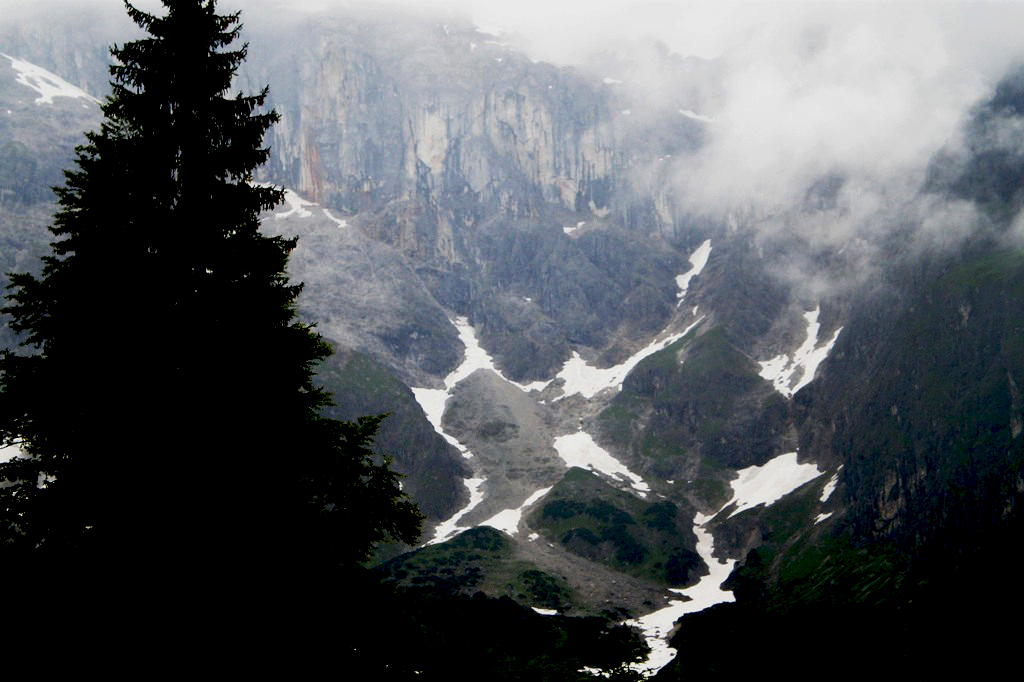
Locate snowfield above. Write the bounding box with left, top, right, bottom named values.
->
left=414, top=317, right=555, bottom=544
left=428, top=477, right=487, bottom=545
left=2, top=53, right=99, bottom=106
left=554, top=239, right=710, bottom=399
left=627, top=511, right=736, bottom=674
left=759, top=307, right=842, bottom=397
left=274, top=188, right=316, bottom=219
left=555, top=315, right=704, bottom=401
left=627, top=451, right=824, bottom=673
left=820, top=467, right=842, bottom=502
left=321, top=208, right=348, bottom=227
left=724, top=452, right=824, bottom=519
left=676, top=239, right=712, bottom=301
left=480, top=486, right=553, bottom=536
left=553, top=432, right=650, bottom=497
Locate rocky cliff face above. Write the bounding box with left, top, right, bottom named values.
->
left=234, top=15, right=732, bottom=394
left=245, top=17, right=622, bottom=264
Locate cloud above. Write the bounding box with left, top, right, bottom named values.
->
left=665, top=3, right=1017, bottom=212
left=7, top=0, right=1024, bottom=285
left=576, top=2, right=1024, bottom=295
left=410, top=1, right=1024, bottom=273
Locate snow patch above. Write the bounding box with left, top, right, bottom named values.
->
left=446, top=317, right=501, bottom=387
left=428, top=477, right=487, bottom=545
left=447, top=317, right=548, bottom=392
left=410, top=387, right=471, bottom=459
left=532, top=607, right=558, bottom=616
left=563, top=221, right=586, bottom=236
left=480, top=486, right=552, bottom=536
left=678, top=109, right=715, bottom=123
left=274, top=189, right=316, bottom=219
left=413, top=317, right=558, bottom=544
left=820, top=467, right=841, bottom=502
left=676, top=239, right=712, bottom=302
left=555, top=316, right=704, bottom=400
left=553, top=431, right=649, bottom=497
left=322, top=208, right=347, bottom=227
left=814, top=512, right=833, bottom=525
left=759, top=307, right=842, bottom=397
left=2, top=53, right=99, bottom=105
left=678, top=315, right=706, bottom=340
left=627, top=511, right=735, bottom=674
left=412, top=317, right=547, bottom=463
left=724, top=452, right=824, bottom=519
left=629, top=452, right=819, bottom=673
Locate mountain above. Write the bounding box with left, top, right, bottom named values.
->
left=3, top=4, right=1023, bottom=675
left=0, top=51, right=102, bottom=337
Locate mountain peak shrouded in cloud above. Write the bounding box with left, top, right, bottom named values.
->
left=5, top=1, right=1024, bottom=301
left=444, top=0, right=1024, bottom=281
left=5, top=1, right=1024, bottom=285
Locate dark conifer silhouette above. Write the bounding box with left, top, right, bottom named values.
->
left=0, top=0, right=421, bottom=596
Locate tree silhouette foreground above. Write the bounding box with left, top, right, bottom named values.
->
left=0, top=0, right=421, bottom=595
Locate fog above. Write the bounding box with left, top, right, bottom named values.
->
left=263, top=1, right=1024, bottom=275
left=6, top=0, right=1024, bottom=291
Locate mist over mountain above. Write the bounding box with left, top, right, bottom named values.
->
left=3, top=0, right=1024, bottom=675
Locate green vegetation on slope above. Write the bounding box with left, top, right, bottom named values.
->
left=377, top=527, right=578, bottom=612
left=720, top=470, right=903, bottom=610
left=356, top=565, right=650, bottom=680
left=317, top=347, right=469, bottom=524
left=598, top=324, right=790, bottom=483
left=528, top=468, right=702, bottom=587
left=709, top=247, right=1024, bottom=653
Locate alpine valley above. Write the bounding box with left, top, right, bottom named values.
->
left=3, top=1, right=1024, bottom=677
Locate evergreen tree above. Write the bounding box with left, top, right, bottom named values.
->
left=0, top=0, right=420, bottom=595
